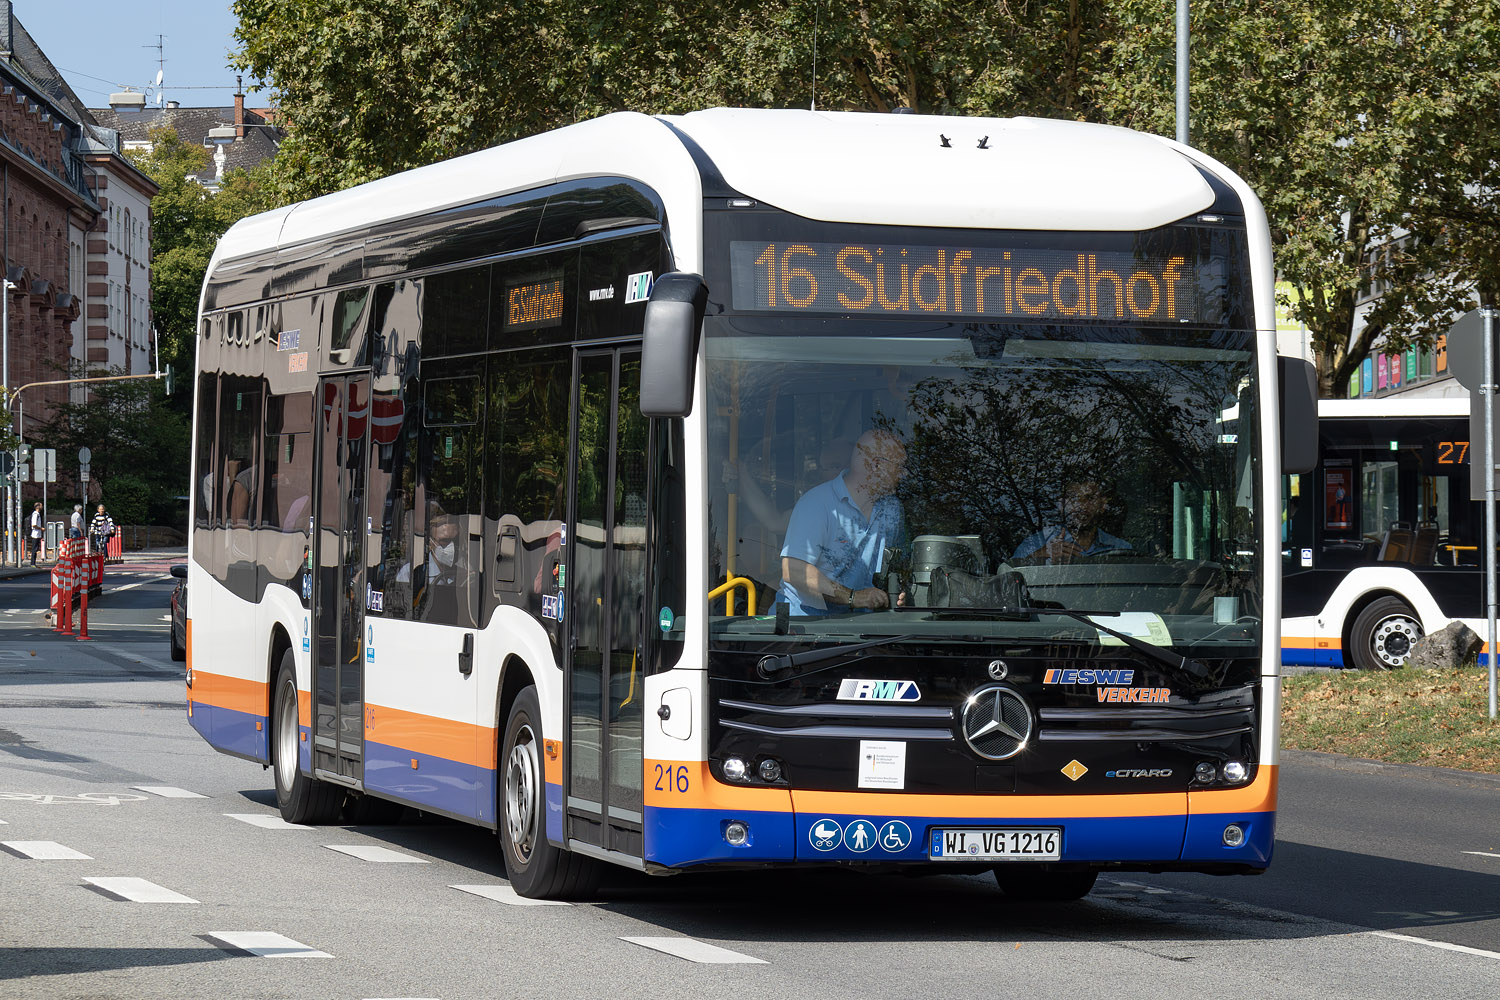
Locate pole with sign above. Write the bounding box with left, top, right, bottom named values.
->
left=1448, top=307, right=1500, bottom=719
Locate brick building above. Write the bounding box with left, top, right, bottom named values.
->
left=0, top=5, right=99, bottom=429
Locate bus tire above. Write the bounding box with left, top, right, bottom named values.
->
left=272, top=649, right=343, bottom=824
left=1349, top=597, right=1422, bottom=670
left=994, top=868, right=1098, bottom=901
left=500, top=686, right=600, bottom=899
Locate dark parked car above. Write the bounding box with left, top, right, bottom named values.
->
left=169, top=564, right=187, bottom=662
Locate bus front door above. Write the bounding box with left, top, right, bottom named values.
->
left=566, top=349, right=647, bottom=861
left=312, top=374, right=370, bottom=785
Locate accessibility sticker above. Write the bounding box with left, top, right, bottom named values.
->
left=809, top=818, right=842, bottom=852
left=843, top=819, right=877, bottom=853
left=878, top=820, right=912, bottom=852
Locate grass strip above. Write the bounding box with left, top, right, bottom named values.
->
left=1281, top=666, right=1500, bottom=773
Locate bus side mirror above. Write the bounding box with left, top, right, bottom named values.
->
left=640, top=272, right=707, bottom=418
left=1278, top=356, right=1318, bottom=475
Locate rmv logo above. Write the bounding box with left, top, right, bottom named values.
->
left=837, top=679, right=922, bottom=702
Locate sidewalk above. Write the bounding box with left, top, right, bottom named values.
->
left=0, top=547, right=187, bottom=581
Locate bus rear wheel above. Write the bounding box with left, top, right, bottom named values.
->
left=500, top=686, right=600, bottom=899
left=994, top=868, right=1098, bottom=901
left=1349, top=597, right=1423, bottom=670
left=272, top=649, right=343, bottom=824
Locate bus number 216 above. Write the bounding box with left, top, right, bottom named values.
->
left=654, top=764, right=690, bottom=794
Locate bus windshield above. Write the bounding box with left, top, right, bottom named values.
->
left=704, top=316, right=1261, bottom=660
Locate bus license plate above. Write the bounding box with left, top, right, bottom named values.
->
left=929, top=827, right=1061, bottom=861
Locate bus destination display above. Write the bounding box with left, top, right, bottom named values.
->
left=731, top=241, right=1206, bottom=324
left=504, top=274, right=566, bottom=331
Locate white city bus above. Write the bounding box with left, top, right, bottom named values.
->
left=1282, top=396, right=1483, bottom=668
left=185, top=108, right=1310, bottom=899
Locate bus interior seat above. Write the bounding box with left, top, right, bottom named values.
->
left=1377, top=525, right=1413, bottom=563
left=1409, top=526, right=1440, bottom=565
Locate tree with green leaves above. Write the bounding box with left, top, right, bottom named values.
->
left=32, top=363, right=190, bottom=524
left=231, top=0, right=1500, bottom=394
left=127, top=128, right=279, bottom=409
left=1102, top=0, right=1500, bottom=395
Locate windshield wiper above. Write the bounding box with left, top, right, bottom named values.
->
left=1019, top=607, right=1221, bottom=690
left=756, top=634, right=921, bottom=680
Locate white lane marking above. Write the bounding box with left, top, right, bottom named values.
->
left=1463, top=851, right=1500, bottom=859
left=324, top=844, right=429, bottom=863
left=621, top=936, right=767, bottom=964
left=204, top=931, right=332, bottom=958
left=224, top=813, right=311, bottom=830
left=2, top=840, right=92, bottom=860
left=105, top=579, right=156, bottom=595
left=0, top=818, right=7, bottom=824
left=1366, top=930, right=1500, bottom=962
left=134, top=786, right=207, bottom=799
left=451, top=884, right=571, bottom=906
left=83, top=876, right=199, bottom=903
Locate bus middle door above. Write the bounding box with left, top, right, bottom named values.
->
left=312, top=374, right=370, bottom=786
left=565, top=348, right=647, bottom=862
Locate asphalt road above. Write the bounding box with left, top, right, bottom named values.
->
left=1, top=564, right=1498, bottom=999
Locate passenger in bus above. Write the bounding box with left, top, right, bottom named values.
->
left=1013, top=480, right=1133, bottom=565
left=777, top=430, right=909, bottom=615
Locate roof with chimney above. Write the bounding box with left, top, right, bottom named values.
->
left=90, top=102, right=283, bottom=187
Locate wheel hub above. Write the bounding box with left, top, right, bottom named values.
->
left=505, top=724, right=540, bottom=863
left=1372, top=615, right=1421, bottom=668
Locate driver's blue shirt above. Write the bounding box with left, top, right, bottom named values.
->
left=1012, top=525, right=1132, bottom=563
left=778, top=472, right=906, bottom=616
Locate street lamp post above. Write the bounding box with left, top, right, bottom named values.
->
left=3, top=277, right=14, bottom=565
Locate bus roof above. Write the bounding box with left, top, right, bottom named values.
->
left=1319, top=396, right=1469, bottom=419
left=209, top=109, right=1222, bottom=274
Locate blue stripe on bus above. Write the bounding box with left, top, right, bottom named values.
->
left=364, top=740, right=494, bottom=824
left=1280, top=646, right=1345, bottom=668
left=1182, top=811, right=1275, bottom=866
left=546, top=781, right=563, bottom=844
left=640, top=806, right=1276, bottom=868
left=189, top=701, right=269, bottom=762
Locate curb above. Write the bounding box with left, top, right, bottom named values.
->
left=1283, top=748, right=1500, bottom=791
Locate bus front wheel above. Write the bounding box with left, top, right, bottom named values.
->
left=500, top=686, right=600, bottom=899
left=1349, top=597, right=1423, bottom=670
left=272, top=649, right=343, bottom=824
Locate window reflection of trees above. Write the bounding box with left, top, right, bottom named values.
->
left=896, top=342, right=1252, bottom=565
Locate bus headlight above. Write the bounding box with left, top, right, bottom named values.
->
left=1222, top=824, right=1246, bottom=847
left=724, top=821, right=750, bottom=847
left=1222, top=761, right=1249, bottom=784
left=758, top=758, right=782, bottom=783
left=722, top=757, right=748, bottom=782
left=1194, top=761, right=1217, bottom=784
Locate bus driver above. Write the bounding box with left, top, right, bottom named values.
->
left=777, top=429, right=908, bottom=615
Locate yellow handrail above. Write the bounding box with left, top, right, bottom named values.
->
left=708, top=576, right=758, bottom=617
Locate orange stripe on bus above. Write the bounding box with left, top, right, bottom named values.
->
left=188, top=671, right=268, bottom=717
left=544, top=740, right=563, bottom=785
left=645, top=760, right=793, bottom=812
left=790, top=787, right=1189, bottom=819
left=1190, top=765, right=1277, bottom=814
left=365, top=703, right=495, bottom=769
left=1281, top=636, right=1338, bottom=650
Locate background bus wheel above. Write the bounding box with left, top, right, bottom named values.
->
left=1349, top=597, right=1423, bottom=670
left=994, top=869, right=1098, bottom=901
left=500, top=686, right=600, bottom=900
left=273, top=649, right=342, bottom=824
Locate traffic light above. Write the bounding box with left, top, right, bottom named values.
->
left=18, top=443, right=30, bottom=463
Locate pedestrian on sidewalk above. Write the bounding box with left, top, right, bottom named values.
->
left=69, top=504, right=83, bottom=539
left=89, top=504, right=114, bottom=556
left=28, top=502, right=42, bottom=565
